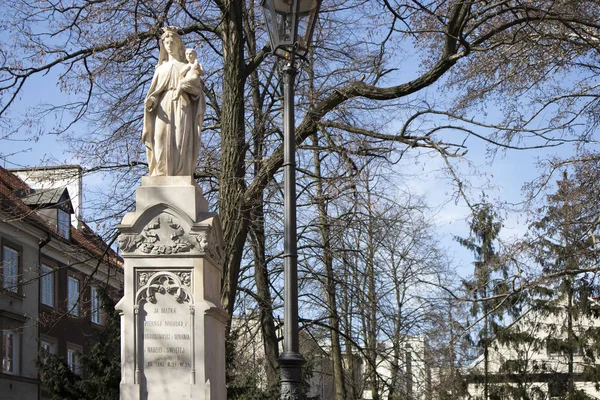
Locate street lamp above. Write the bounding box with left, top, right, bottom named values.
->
left=262, top=0, right=320, bottom=60
left=260, top=0, right=321, bottom=398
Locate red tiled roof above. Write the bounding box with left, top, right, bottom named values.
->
left=0, top=166, right=50, bottom=227
left=0, top=166, right=122, bottom=268
left=0, top=165, right=30, bottom=191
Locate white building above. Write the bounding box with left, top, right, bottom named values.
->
left=362, top=336, right=432, bottom=400
left=464, top=304, right=600, bottom=399
left=231, top=312, right=433, bottom=400
left=11, top=165, right=83, bottom=228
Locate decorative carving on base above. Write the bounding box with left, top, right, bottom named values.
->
left=138, top=272, right=191, bottom=304
left=118, top=215, right=194, bottom=255
left=138, top=271, right=191, bottom=290
left=194, top=226, right=224, bottom=264
left=118, top=211, right=224, bottom=264
left=136, top=270, right=192, bottom=295
left=176, top=271, right=192, bottom=287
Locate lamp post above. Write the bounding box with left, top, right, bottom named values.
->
left=260, top=0, right=321, bottom=398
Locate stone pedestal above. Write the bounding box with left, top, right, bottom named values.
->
left=115, top=176, right=227, bottom=400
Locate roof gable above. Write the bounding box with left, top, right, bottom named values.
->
left=18, top=187, right=74, bottom=213
left=0, top=165, right=121, bottom=268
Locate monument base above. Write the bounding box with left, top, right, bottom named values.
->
left=116, top=177, right=227, bottom=400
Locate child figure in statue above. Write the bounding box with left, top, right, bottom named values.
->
left=174, top=48, right=205, bottom=100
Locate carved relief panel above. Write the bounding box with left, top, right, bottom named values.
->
left=117, top=210, right=223, bottom=263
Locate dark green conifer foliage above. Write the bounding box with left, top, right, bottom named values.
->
left=527, top=171, right=600, bottom=399
left=456, top=201, right=509, bottom=400
left=37, top=288, right=120, bottom=400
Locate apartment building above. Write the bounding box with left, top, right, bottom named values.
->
left=231, top=312, right=432, bottom=400
left=0, top=166, right=122, bottom=400
left=464, top=305, right=600, bottom=399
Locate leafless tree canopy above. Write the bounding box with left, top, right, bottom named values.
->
left=3, top=1, right=600, bottom=396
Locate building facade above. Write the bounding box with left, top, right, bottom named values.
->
left=0, top=166, right=122, bottom=399
left=231, top=312, right=433, bottom=400
left=361, top=337, right=432, bottom=400
left=464, top=306, right=600, bottom=399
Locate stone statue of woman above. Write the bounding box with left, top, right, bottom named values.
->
left=142, top=27, right=206, bottom=176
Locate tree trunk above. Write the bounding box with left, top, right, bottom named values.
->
left=365, top=176, right=380, bottom=400
left=219, top=2, right=250, bottom=319
left=389, top=250, right=405, bottom=399
left=567, top=278, right=575, bottom=398
left=483, top=308, right=489, bottom=400
left=342, top=250, right=359, bottom=400
left=482, top=264, right=490, bottom=400
left=245, top=1, right=280, bottom=387
left=312, top=134, right=347, bottom=400
left=249, top=201, right=280, bottom=388
left=448, top=306, right=458, bottom=399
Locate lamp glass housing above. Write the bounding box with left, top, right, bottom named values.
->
left=261, top=0, right=320, bottom=59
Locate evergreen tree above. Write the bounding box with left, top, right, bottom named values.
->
left=456, top=201, right=508, bottom=400
left=527, top=171, right=600, bottom=399
left=37, top=288, right=121, bottom=400
left=460, top=167, right=600, bottom=400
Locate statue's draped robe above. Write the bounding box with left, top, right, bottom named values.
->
left=142, top=60, right=205, bottom=176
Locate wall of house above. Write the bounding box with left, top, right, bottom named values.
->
left=0, top=213, right=44, bottom=399
left=35, top=209, right=57, bottom=231
left=464, top=310, right=600, bottom=399
left=1, top=210, right=122, bottom=399
left=38, top=255, right=106, bottom=360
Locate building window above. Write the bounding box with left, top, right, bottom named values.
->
left=40, top=339, right=56, bottom=356
left=2, top=331, right=19, bottom=375
left=57, top=209, right=71, bottom=239
left=2, top=245, right=19, bottom=293
left=41, top=264, right=54, bottom=307
left=90, top=286, right=103, bottom=325
left=67, top=346, right=81, bottom=375
left=40, top=338, right=57, bottom=365
left=68, top=276, right=80, bottom=316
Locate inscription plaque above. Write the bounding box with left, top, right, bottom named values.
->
left=143, top=294, right=191, bottom=369
left=135, top=270, right=195, bottom=390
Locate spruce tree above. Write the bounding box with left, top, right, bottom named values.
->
left=462, top=166, right=600, bottom=400
left=457, top=202, right=503, bottom=400
left=528, top=171, right=600, bottom=399
left=457, top=201, right=520, bottom=399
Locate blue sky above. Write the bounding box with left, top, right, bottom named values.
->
left=392, top=142, right=552, bottom=275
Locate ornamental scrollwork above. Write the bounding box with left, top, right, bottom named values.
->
left=118, top=213, right=224, bottom=260
left=175, top=272, right=191, bottom=287
left=194, top=227, right=224, bottom=264
left=136, top=271, right=192, bottom=304
left=137, top=271, right=191, bottom=292
left=138, top=271, right=156, bottom=288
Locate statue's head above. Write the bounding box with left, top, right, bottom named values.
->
left=158, top=26, right=185, bottom=63
left=185, top=48, right=197, bottom=64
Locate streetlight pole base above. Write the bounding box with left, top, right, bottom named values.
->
left=279, top=351, right=306, bottom=399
